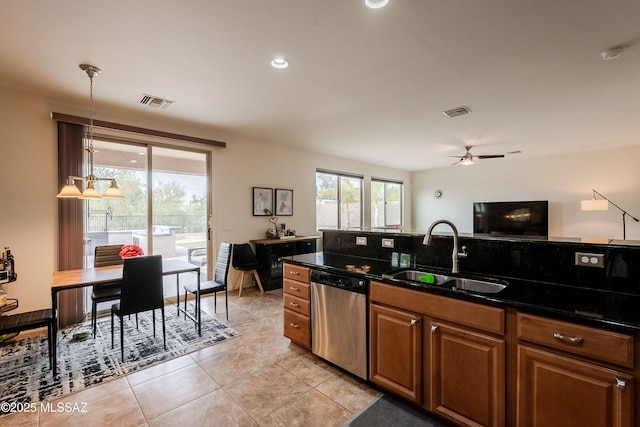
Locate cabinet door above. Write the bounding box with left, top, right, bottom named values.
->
left=430, top=321, right=505, bottom=427
left=517, top=345, right=633, bottom=427
left=370, top=303, right=422, bottom=403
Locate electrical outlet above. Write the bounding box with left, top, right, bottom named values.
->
left=382, top=238, right=394, bottom=248
left=356, top=236, right=367, bottom=246
left=575, top=252, right=604, bottom=268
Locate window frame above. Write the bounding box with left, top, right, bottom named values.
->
left=316, top=169, right=364, bottom=230
left=371, top=177, right=404, bottom=229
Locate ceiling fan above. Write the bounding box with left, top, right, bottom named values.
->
left=450, top=145, right=505, bottom=166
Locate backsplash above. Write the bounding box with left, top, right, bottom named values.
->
left=321, top=230, right=640, bottom=295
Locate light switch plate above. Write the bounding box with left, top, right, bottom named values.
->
left=382, top=238, right=394, bottom=248
left=356, top=236, right=367, bottom=246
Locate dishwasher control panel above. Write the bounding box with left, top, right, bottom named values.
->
left=310, top=270, right=367, bottom=293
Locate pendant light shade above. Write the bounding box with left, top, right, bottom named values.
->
left=56, top=64, right=124, bottom=199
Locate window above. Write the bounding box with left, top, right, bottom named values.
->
left=316, top=169, right=363, bottom=230
left=371, top=178, right=403, bottom=228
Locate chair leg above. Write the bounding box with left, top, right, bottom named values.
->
left=239, top=271, right=246, bottom=296
left=252, top=269, right=264, bottom=294
left=92, top=300, right=97, bottom=338
left=120, top=315, right=125, bottom=362
left=183, top=290, right=188, bottom=319
left=152, top=310, right=156, bottom=337
left=161, top=307, right=166, bottom=350
left=213, top=291, right=217, bottom=313
left=135, top=313, right=139, bottom=329
left=224, top=287, right=228, bottom=320
left=47, top=322, right=53, bottom=370
left=111, top=311, right=115, bottom=349
left=232, top=271, right=241, bottom=292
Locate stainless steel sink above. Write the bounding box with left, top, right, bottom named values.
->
left=383, top=270, right=451, bottom=284
left=383, top=269, right=508, bottom=294
left=445, top=278, right=508, bottom=294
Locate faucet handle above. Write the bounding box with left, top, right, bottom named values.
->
left=458, top=245, right=468, bottom=258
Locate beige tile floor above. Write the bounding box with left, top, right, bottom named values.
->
left=4, top=285, right=381, bottom=426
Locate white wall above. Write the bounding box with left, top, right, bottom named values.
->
left=412, top=147, right=640, bottom=240
left=0, top=85, right=410, bottom=313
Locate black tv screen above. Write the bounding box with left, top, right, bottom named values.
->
left=473, top=200, right=548, bottom=237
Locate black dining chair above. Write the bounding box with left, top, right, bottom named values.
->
left=111, top=255, right=166, bottom=362
left=91, top=244, right=124, bottom=337
left=232, top=243, right=264, bottom=296
left=183, top=242, right=232, bottom=320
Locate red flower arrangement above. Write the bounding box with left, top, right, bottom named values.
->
left=119, top=244, right=144, bottom=259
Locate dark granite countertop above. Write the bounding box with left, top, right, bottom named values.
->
left=284, top=252, right=640, bottom=334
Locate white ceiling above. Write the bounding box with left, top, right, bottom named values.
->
left=1, top=0, right=639, bottom=171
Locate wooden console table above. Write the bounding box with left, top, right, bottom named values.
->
left=251, top=236, right=321, bottom=290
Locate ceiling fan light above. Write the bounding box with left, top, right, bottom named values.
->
left=364, top=0, right=390, bottom=9
left=460, top=158, right=475, bottom=166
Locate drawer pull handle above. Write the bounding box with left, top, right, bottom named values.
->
left=290, top=323, right=300, bottom=328
left=615, top=377, right=627, bottom=390
left=290, top=271, right=300, bottom=275
left=431, top=325, right=439, bottom=333
left=290, top=286, right=300, bottom=291
left=290, top=302, right=300, bottom=307
left=553, top=332, right=584, bottom=345
left=410, top=318, right=419, bottom=326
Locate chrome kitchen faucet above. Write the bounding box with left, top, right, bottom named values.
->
left=423, top=219, right=467, bottom=274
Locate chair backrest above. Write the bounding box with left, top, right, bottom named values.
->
left=119, top=255, right=163, bottom=315
left=232, top=243, right=258, bottom=269
left=94, top=245, right=124, bottom=267
left=214, top=242, right=233, bottom=286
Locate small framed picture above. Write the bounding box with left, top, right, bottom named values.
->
left=253, top=187, right=273, bottom=216
left=275, top=188, right=293, bottom=216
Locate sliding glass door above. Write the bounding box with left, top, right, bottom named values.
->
left=85, top=138, right=210, bottom=299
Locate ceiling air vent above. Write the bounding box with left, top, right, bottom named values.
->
left=442, top=106, right=471, bottom=118
left=139, top=94, right=174, bottom=109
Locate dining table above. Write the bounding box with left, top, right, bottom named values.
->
left=50, top=258, right=201, bottom=376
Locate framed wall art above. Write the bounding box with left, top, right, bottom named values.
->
left=275, top=188, right=293, bottom=216
left=253, top=187, right=273, bottom=216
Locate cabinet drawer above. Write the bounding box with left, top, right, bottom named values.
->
left=283, top=264, right=310, bottom=283
left=517, top=312, right=634, bottom=368
left=284, top=293, right=310, bottom=316
left=284, top=309, right=311, bottom=349
left=370, top=281, right=504, bottom=335
left=283, top=278, right=310, bottom=299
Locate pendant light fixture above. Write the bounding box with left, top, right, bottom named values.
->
left=57, top=64, right=124, bottom=199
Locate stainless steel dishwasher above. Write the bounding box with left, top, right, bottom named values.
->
left=310, top=269, right=368, bottom=380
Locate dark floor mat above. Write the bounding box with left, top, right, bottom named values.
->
left=347, top=395, right=451, bottom=427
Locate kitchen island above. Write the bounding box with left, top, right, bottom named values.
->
left=281, top=229, right=640, bottom=427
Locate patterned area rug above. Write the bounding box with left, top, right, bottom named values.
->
left=0, top=304, right=238, bottom=415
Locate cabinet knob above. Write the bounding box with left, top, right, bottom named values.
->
left=289, top=323, right=300, bottom=328
left=431, top=325, right=439, bottom=333
left=290, top=302, right=300, bottom=307
left=290, top=271, right=300, bottom=275
left=289, top=286, right=300, bottom=291
left=615, top=377, right=627, bottom=390
left=553, top=332, right=584, bottom=345
left=410, top=318, right=419, bottom=326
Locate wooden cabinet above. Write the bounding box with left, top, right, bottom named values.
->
left=370, top=281, right=505, bottom=427
left=252, top=237, right=319, bottom=290
left=370, top=302, right=422, bottom=403
left=516, top=313, right=634, bottom=427
left=282, top=263, right=311, bottom=349
left=430, top=320, right=505, bottom=427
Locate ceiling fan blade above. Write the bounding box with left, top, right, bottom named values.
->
left=477, top=154, right=505, bottom=159
left=450, top=159, right=462, bottom=166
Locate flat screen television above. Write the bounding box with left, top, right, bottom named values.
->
left=473, top=200, right=548, bottom=237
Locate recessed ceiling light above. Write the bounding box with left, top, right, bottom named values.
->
left=129, top=160, right=138, bottom=164
left=271, top=58, right=289, bottom=69
left=364, top=0, right=390, bottom=9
